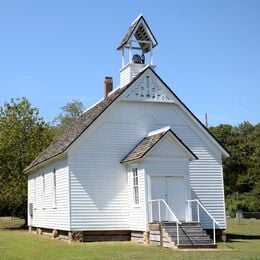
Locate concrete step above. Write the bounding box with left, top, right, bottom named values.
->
left=167, top=234, right=210, bottom=240
left=163, top=227, right=206, bottom=233
left=167, top=231, right=207, bottom=236
left=170, top=236, right=212, bottom=242
left=162, top=222, right=215, bottom=249
left=178, top=244, right=217, bottom=249
left=177, top=240, right=215, bottom=245
left=162, top=222, right=202, bottom=227
left=166, top=229, right=207, bottom=234
left=149, top=222, right=216, bottom=249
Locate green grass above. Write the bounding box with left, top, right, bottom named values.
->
left=0, top=218, right=260, bottom=259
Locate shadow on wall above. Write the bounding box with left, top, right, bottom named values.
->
left=190, top=189, right=218, bottom=229
left=70, top=162, right=128, bottom=210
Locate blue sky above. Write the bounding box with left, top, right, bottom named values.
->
left=0, top=0, right=259, bottom=126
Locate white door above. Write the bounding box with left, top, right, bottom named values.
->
left=151, top=176, right=186, bottom=221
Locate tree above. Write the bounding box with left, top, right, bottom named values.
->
left=53, top=100, right=84, bottom=135
left=0, top=98, right=54, bottom=219
left=209, top=121, right=260, bottom=212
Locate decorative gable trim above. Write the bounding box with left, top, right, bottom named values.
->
left=124, top=71, right=172, bottom=102
left=25, top=65, right=229, bottom=174
left=129, top=67, right=230, bottom=158
left=147, top=70, right=230, bottom=158
left=24, top=67, right=152, bottom=173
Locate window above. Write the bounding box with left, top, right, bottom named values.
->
left=53, top=169, right=57, bottom=208
left=133, top=168, right=139, bottom=205
left=33, top=176, right=37, bottom=209
left=42, top=173, right=45, bottom=208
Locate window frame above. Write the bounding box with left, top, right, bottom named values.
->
left=33, top=176, right=37, bottom=209
left=53, top=169, right=57, bottom=208
left=132, top=168, right=140, bottom=206
left=42, top=173, right=45, bottom=209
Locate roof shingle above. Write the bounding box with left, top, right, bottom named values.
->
left=121, top=130, right=169, bottom=163
left=25, top=64, right=227, bottom=172
left=121, top=128, right=198, bottom=163
left=24, top=86, right=128, bottom=172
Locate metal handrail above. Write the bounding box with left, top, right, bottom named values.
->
left=187, top=199, right=219, bottom=244
left=149, top=199, right=181, bottom=245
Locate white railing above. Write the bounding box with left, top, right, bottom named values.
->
left=149, top=199, right=181, bottom=245
left=187, top=199, right=219, bottom=244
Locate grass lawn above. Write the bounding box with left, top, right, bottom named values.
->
left=0, top=218, right=260, bottom=259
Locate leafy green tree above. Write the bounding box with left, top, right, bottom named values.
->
left=53, top=100, right=84, bottom=135
left=0, top=98, right=54, bottom=219
left=210, top=121, right=260, bottom=212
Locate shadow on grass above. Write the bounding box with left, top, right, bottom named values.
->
left=227, top=234, right=260, bottom=241
left=2, top=225, right=27, bottom=231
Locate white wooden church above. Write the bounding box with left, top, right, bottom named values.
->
left=26, top=15, right=229, bottom=248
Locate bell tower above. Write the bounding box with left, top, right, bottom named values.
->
left=117, top=14, right=158, bottom=86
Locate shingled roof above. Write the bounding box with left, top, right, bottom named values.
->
left=24, top=85, right=128, bottom=172
left=25, top=65, right=228, bottom=172
left=121, top=128, right=198, bottom=163
left=24, top=66, right=155, bottom=173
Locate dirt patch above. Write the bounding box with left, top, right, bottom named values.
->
left=0, top=217, right=13, bottom=221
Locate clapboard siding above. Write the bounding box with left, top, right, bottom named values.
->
left=127, top=167, right=146, bottom=231
left=120, top=65, right=131, bottom=86
left=119, top=63, right=147, bottom=86
left=67, top=98, right=225, bottom=231
left=27, top=159, right=69, bottom=230
left=67, top=97, right=225, bottom=231
left=117, top=100, right=225, bottom=229
left=68, top=121, right=149, bottom=231
left=28, top=95, right=225, bottom=232
left=173, top=126, right=225, bottom=229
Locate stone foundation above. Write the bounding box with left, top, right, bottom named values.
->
left=29, top=227, right=69, bottom=241
left=149, top=223, right=163, bottom=246
left=68, top=231, right=84, bottom=242
left=28, top=227, right=153, bottom=244
left=131, top=231, right=144, bottom=243
left=28, top=226, right=32, bottom=233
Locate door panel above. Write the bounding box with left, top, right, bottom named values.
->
left=151, top=177, right=167, bottom=221
left=166, top=177, right=186, bottom=221
left=151, top=176, right=186, bottom=221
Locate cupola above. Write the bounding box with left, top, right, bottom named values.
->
left=117, top=14, right=158, bottom=86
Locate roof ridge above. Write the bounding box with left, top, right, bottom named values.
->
left=131, top=14, right=143, bottom=25
left=25, top=66, right=154, bottom=173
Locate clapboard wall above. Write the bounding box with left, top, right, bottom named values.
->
left=27, top=158, right=70, bottom=230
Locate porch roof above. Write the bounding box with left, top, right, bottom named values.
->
left=121, top=127, right=198, bottom=163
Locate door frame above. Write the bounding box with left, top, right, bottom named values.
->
left=147, top=172, right=191, bottom=222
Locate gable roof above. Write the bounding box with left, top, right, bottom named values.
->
left=24, top=85, right=128, bottom=173
left=117, top=14, right=158, bottom=53
left=24, top=67, right=150, bottom=173
left=150, top=71, right=230, bottom=158
left=121, top=127, right=198, bottom=163
left=25, top=66, right=229, bottom=173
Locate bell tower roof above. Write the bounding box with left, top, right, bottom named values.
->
left=117, top=14, right=158, bottom=53
left=118, top=15, right=157, bottom=86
